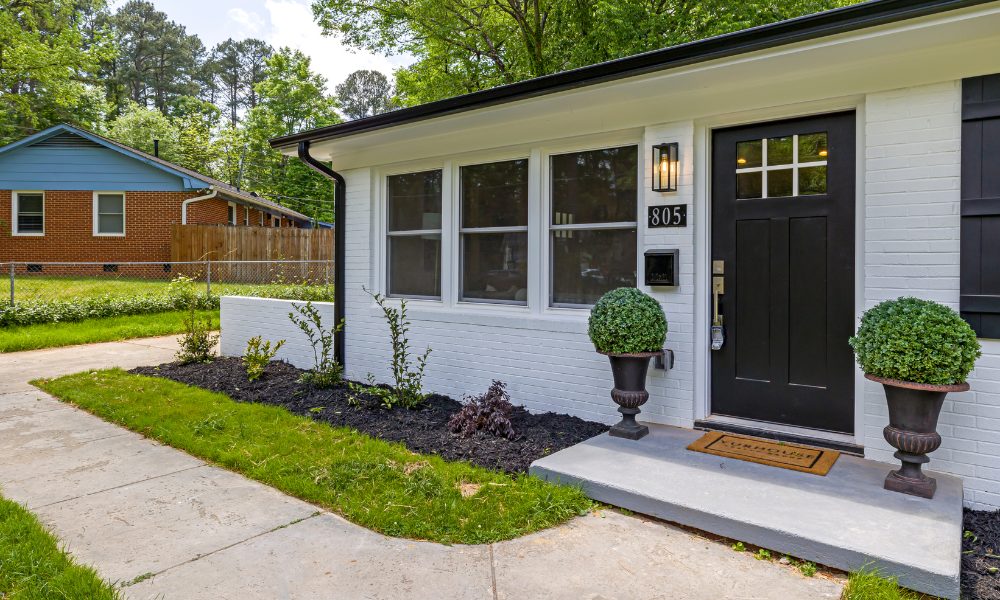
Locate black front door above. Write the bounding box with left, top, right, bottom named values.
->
left=710, top=112, right=856, bottom=434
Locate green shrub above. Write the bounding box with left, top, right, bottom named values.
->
left=288, top=301, right=343, bottom=388
left=176, top=301, right=219, bottom=364
left=587, top=288, right=667, bottom=354
left=849, top=297, right=981, bottom=385
left=0, top=294, right=217, bottom=327
left=365, top=287, right=431, bottom=409
left=242, top=336, right=285, bottom=381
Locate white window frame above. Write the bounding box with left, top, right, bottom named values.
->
left=12, top=191, right=45, bottom=236
left=384, top=167, right=445, bottom=301
left=244, top=206, right=249, bottom=227
left=457, top=157, right=530, bottom=306
left=272, top=216, right=280, bottom=227
left=734, top=133, right=828, bottom=199
left=227, top=201, right=237, bottom=226
left=543, top=142, right=641, bottom=309
left=259, top=211, right=264, bottom=227
left=92, top=191, right=126, bottom=237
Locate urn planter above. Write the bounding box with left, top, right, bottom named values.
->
left=866, top=374, right=969, bottom=499
left=602, top=351, right=660, bottom=440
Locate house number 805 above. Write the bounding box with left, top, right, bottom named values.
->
left=648, top=204, right=687, bottom=228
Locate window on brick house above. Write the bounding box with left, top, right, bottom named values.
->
left=13, top=191, right=44, bottom=235
left=244, top=206, right=249, bottom=227
left=272, top=216, right=280, bottom=227
left=227, top=202, right=237, bottom=226
left=93, top=192, right=125, bottom=236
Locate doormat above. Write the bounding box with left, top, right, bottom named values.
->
left=687, top=431, right=840, bottom=476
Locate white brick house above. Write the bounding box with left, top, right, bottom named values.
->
left=254, top=0, right=1000, bottom=510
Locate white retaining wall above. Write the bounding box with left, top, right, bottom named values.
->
left=219, top=296, right=335, bottom=370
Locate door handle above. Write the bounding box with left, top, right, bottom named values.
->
left=711, top=262, right=725, bottom=350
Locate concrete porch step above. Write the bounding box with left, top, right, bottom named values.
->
left=530, top=424, right=962, bottom=599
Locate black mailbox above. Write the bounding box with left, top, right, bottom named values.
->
left=644, top=249, right=679, bottom=287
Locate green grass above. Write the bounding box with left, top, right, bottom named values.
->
left=0, top=494, right=119, bottom=599
left=842, top=568, right=926, bottom=600
left=5, top=275, right=329, bottom=303
left=35, top=370, right=593, bottom=545
left=0, top=310, right=218, bottom=353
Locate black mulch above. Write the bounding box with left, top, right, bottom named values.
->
left=965, top=508, right=1000, bottom=600
left=129, top=358, right=608, bottom=474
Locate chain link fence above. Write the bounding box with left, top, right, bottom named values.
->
left=0, top=260, right=334, bottom=327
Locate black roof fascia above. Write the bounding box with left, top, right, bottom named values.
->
left=271, top=0, right=989, bottom=149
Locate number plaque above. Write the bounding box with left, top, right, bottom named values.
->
left=647, top=204, right=687, bottom=228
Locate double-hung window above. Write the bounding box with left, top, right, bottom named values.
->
left=550, top=145, right=638, bottom=306
left=386, top=169, right=442, bottom=299
left=93, top=192, right=125, bottom=236
left=460, top=159, right=528, bottom=304
left=227, top=202, right=237, bottom=226
left=14, top=192, right=44, bottom=235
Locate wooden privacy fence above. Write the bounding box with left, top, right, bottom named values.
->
left=171, top=224, right=334, bottom=283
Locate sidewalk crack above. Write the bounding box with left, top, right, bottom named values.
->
left=489, top=544, right=498, bottom=600
left=33, top=464, right=207, bottom=510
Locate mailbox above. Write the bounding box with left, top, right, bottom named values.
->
left=644, top=249, right=679, bottom=287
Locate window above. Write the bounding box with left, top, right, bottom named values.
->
left=244, top=206, right=249, bottom=227
left=550, top=146, right=638, bottom=306
left=13, top=192, right=44, bottom=235
left=227, top=202, right=236, bottom=225
left=460, top=159, right=528, bottom=304
left=272, top=216, right=280, bottom=227
left=259, top=211, right=264, bottom=227
left=93, top=192, right=125, bottom=235
left=736, top=132, right=828, bottom=199
left=386, top=169, right=442, bottom=298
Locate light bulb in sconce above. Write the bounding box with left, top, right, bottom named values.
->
left=819, top=149, right=828, bottom=157
left=652, top=142, right=679, bottom=192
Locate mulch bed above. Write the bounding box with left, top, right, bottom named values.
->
left=129, top=358, right=608, bottom=474
left=964, top=508, right=1000, bottom=600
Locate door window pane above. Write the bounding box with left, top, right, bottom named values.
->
left=799, top=166, right=828, bottom=195
left=462, top=232, right=527, bottom=302
left=767, top=169, right=793, bottom=198
left=461, top=160, right=528, bottom=228
left=736, top=140, right=762, bottom=168
left=388, top=234, right=441, bottom=298
left=551, top=146, right=637, bottom=224
left=388, top=170, right=442, bottom=232
left=552, top=228, right=637, bottom=306
left=798, top=132, right=828, bottom=162
left=16, top=193, right=44, bottom=233
left=767, top=136, right=793, bottom=165
left=737, top=172, right=762, bottom=199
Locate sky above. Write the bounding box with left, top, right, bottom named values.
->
left=118, top=0, right=413, bottom=91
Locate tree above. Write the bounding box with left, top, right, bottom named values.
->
left=205, top=38, right=274, bottom=125
left=312, top=0, right=860, bottom=104
left=101, top=1, right=203, bottom=115
left=336, top=69, right=396, bottom=120
left=237, top=48, right=341, bottom=221
left=0, top=0, right=112, bottom=144
left=107, top=100, right=180, bottom=161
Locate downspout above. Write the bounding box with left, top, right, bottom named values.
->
left=297, top=141, right=346, bottom=368
left=181, top=188, right=218, bottom=225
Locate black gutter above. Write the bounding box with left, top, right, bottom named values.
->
left=298, top=141, right=346, bottom=368
left=272, top=0, right=989, bottom=149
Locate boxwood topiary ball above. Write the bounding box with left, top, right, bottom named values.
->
left=588, top=288, right=667, bottom=355
left=849, top=297, right=981, bottom=385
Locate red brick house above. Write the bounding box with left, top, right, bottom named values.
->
left=0, top=124, right=311, bottom=264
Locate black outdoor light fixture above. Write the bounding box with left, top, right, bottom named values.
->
left=652, top=142, right=679, bottom=192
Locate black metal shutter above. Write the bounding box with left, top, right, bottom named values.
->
left=961, top=74, right=1000, bottom=338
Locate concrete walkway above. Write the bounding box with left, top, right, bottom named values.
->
left=0, top=337, right=845, bottom=599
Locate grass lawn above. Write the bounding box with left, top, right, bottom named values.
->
left=0, top=494, right=119, bottom=599
left=842, top=569, right=925, bottom=600
left=0, top=310, right=218, bottom=353
left=35, top=370, right=592, bottom=545
left=4, top=275, right=331, bottom=303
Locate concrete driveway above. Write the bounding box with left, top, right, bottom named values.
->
left=0, top=336, right=845, bottom=599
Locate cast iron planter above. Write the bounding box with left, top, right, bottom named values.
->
left=602, top=351, right=660, bottom=440
left=866, top=374, right=969, bottom=499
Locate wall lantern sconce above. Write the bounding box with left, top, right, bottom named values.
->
left=652, top=142, right=679, bottom=192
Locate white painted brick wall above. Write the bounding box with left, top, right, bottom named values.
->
left=219, top=296, right=335, bottom=370
left=865, top=81, right=1000, bottom=509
